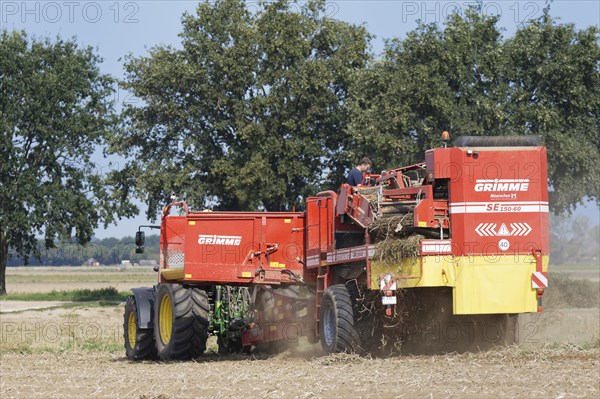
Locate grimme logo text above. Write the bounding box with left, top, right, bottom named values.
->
left=474, top=179, right=529, bottom=192
left=197, top=234, right=242, bottom=246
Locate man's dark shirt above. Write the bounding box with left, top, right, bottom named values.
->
left=347, top=168, right=363, bottom=186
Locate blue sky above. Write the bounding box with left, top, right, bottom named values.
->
left=2, top=1, right=599, bottom=237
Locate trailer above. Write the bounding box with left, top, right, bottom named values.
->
left=124, top=135, right=549, bottom=360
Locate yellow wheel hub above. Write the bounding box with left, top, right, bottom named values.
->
left=127, top=311, right=137, bottom=348
left=159, top=294, right=173, bottom=344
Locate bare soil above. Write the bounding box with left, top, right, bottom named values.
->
left=1, top=267, right=599, bottom=398
left=1, top=304, right=599, bottom=398
left=1, top=347, right=598, bottom=398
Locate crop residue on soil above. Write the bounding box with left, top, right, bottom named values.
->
left=1, top=348, right=599, bottom=399
left=1, top=266, right=599, bottom=398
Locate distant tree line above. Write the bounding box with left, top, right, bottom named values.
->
left=6, top=235, right=160, bottom=267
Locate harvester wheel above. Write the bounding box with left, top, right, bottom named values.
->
left=154, top=284, right=209, bottom=360
left=320, top=284, right=361, bottom=354
left=123, top=296, right=157, bottom=361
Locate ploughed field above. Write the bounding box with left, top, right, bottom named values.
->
left=0, top=266, right=598, bottom=398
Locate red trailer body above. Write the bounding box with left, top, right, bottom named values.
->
left=159, top=205, right=306, bottom=286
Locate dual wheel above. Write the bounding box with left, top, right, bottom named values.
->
left=124, top=284, right=210, bottom=361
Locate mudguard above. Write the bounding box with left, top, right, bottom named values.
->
left=131, top=287, right=155, bottom=329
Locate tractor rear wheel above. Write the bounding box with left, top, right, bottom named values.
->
left=154, top=284, right=209, bottom=360
left=320, top=284, right=361, bottom=354
left=123, top=295, right=157, bottom=361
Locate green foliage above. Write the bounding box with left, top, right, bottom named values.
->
left=348, top=7, right=508, bottom=170
left=0, top=31, right=136, bottom=294
left=111, top=2, right=598, bottom=216
left=0, top=287, right=130, bottom=302
left=77, top=340, right=123, bottom=353
left=111, top=0, right=371, bottom=216
left=349, top=6, right=599, bottom=212
left=503, top=11, right=600, bottom=211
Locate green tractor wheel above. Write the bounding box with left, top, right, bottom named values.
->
left=123, top=296, right=157, bottom=361
left=154, top=284, right=209, bottom=361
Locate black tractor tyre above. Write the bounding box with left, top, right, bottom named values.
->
left=123, top=295, right=157, bottom=361
left=154, top=284, right=210, bottom=361
left=320, top=284, right=361, bottom=354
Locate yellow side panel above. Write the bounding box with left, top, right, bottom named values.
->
left=370, top=256, right=457, bottom=289
left=370, top=254, right=549, bottom=315
left=370, top=258, right=417, bottom=288
left=453, top=256, right=543, bottom=314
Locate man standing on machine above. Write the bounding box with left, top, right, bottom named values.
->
left=347, top=157, right=372, bottom=186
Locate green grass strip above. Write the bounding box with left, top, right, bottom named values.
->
left=0, top=287, right=131, bottom=302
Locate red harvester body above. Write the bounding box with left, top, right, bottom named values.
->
left=125, top=136, right=549, bottom=360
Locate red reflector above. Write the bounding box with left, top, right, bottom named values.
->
left=385, top=308, right=392, bottom=316
left=386, top=290, right=393, bottom=297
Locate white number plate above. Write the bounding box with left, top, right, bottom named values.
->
left=382, top=296, right=397, bottom=305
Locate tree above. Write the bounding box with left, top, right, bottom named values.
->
left=0, top=31, right=135, bottom=294
left=348, top=7, right=508, bottom=171
left=348, top=6, right=599, bottom=213
left=110, top=0, right=370, bottom=217
left=503, top=11, right=600, bottom=212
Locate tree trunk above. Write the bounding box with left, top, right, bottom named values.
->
left=0, top=230, right=7, bottom=295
